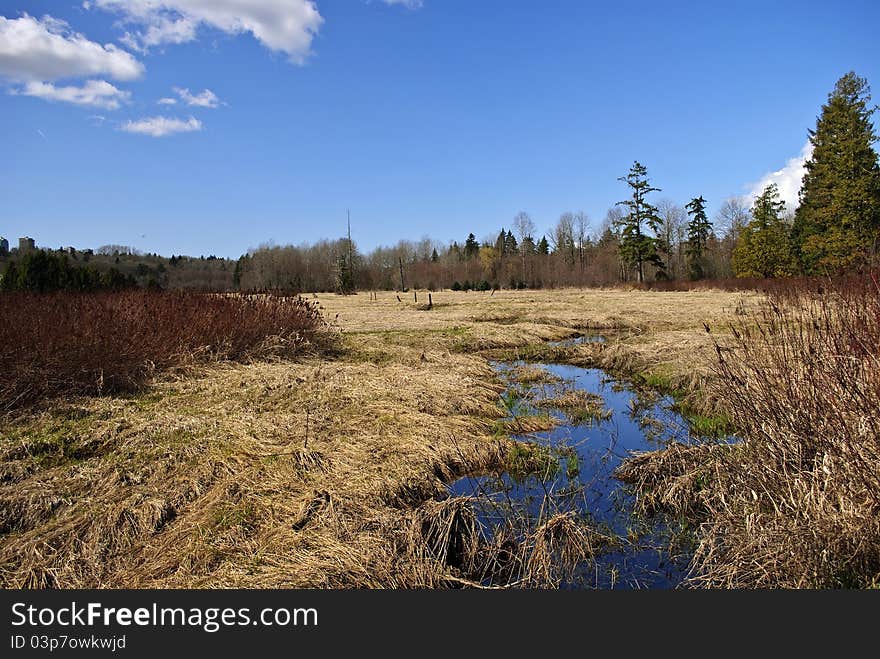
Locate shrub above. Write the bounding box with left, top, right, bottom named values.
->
left=0, top=290, right=330, bottom=411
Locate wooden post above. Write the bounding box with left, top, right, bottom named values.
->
left=414, top=291, right=418, bottom=303
left=428, top=293, right=433, bottom=309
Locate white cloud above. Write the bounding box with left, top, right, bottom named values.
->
left=120, top=15, right=197, bottom=52
left=120, top=115, right=202, bottom=137
left=174, top=86, right=219, bottom=108
left=0, top=14, right=143, bottom=82
left=157, top=96, right=177, bottom=105
left=87, top=0, right=324, bottom=63
left=747, top=141, right=812, bottom=212
left=13, top=79, right=130, bottom=109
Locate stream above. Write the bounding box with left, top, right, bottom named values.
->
left=449, top=336, right=723, bottom=589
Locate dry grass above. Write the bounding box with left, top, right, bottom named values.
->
left=695, top=278, right=880, bottom=588
left=506, top=364, right=561, bottom=386
left=1, top=286, right=757, bottom=588
left=320, top=288, right=751, bottom=337
left=0, top=352, right=510, bottom=587
left=617, top=276, right=880, bottom=588
left=616, top=442, right=735, bottom=518
left=533, top=389, right=611, bottom=425
left=326, top=288, right=758, bottom=415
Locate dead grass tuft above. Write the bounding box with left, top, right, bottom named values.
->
left=534, top=389, right=611, bottom=425
left=616, top=443, right=733, bottom=518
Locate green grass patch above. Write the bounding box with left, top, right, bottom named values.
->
left=505, top=441, right=561, bottom=481
left=212, top=501, right=259, bottom=533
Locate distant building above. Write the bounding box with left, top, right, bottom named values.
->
left=19, top=237, right=35, bottom=252
left=0, top=236, right=8, bottom=255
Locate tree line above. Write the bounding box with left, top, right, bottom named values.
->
left=235, top=72, right=878, bottom=293
left=0, top=247, right=236, bottom=292
left=0, top=251, right=136, bottom=293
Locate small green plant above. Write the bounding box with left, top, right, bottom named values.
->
left=499, top=390, right=524, bottom=418
left=506, top=442, right=561, bottom=481
left=212, top=502, right=259, bottom=533
left=683, top=411, right=733, bottom=438
left=561, top=447, right=580, bottom=481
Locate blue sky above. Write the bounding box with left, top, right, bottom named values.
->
left=2, top=0, right=879, bottom=258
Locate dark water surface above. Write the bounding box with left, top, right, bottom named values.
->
left=449, top=360, right=718, bottom=589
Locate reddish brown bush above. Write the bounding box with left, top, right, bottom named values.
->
left=629, top=271, right=880, bottom=296
left=0, top=290, right=331, bottom=411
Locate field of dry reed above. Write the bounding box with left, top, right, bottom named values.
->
left=16, top=284, right=873, bottom=588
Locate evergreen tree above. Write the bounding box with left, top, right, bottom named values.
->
left=537, top=236, right=550, bottom=255
left=430, top=248, right=439, bottom=263
left=504, top=230, right=518, bottom=255
left=493, top=229, right=518, bottom=257
left=0, top=261, right=18, bottom=291
left=334, top=250, right=354, bottom=294
left=334, top=232, right=358, bottom=295
left=463, top=233, right=480, bottom=260
left=732, top=184, right=797, bottom=278
left=495, top=229, right=506, bottom=255
left=685, top=196, right=712, bottom=280
left=1, top=251, right=135, bottom=292
left=232, top=256, right=244, bottom=288
left=792, top=72, right=880, bottom=272
left=614, top=161, right=665, bottom=282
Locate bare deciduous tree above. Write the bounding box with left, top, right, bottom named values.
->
left=552, top=213, right=576, bottom=265
left=512, top=211, right=535, bottom=283
left=657, top=199, right=687, bottom=280
left=574, top=211, right=590, bottom=272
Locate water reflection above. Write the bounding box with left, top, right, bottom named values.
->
left=546, top=335, right=606, bottom=347
left=450, top=362, right=713, bottom=588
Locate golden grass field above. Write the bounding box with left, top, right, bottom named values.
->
left=0, top=288, right=760, bottom=588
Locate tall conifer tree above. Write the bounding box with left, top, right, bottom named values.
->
left=793, top=72, right=880, bottom=272
left=685, top=196, right=712, bottom=280
left=614, top=161, right=665, bottom=282
left=732, top=184, right=796, bottom=277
